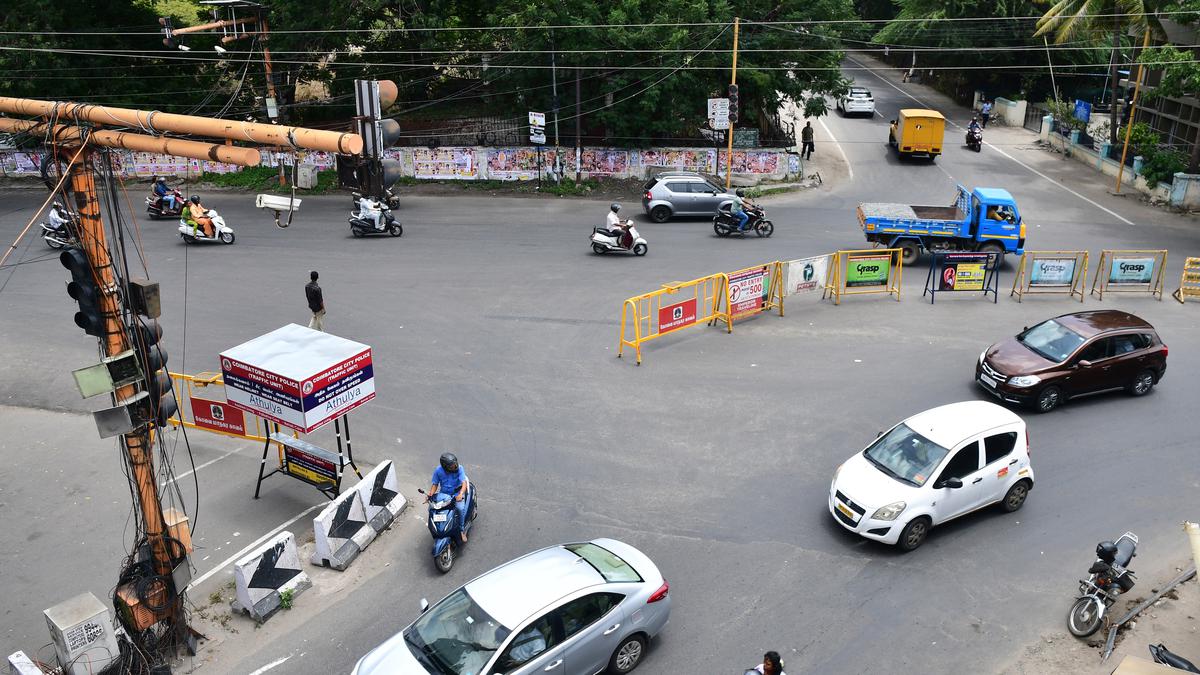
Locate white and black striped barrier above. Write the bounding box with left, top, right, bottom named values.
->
left=354, top=460, right=407, bottom=534
left=311, top=489, right=376, bottom=570
left=232, top=531, right=311, bottom=622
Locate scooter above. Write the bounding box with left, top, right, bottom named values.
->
left=146, top=189, right=185, bottom=220
left=591, top=222, right=647, bottom=256
left=1067, top=532, right=1138, bottom=637
left=714, top=203, right=774, bottom=238
left=178, top=210, right=235, bottom=244
left=966, top=126, right=983, bottom=152
left=348, top=193, right=402, bottom=238
left=417, top=486, right=477, bottom=573
left=41, top=217, right=78, bottom=250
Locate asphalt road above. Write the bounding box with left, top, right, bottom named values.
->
left=1, top=57, right=1198, bottom=674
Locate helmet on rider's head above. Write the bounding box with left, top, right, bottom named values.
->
left=439, top=452, right=459, bottom=473
left=52, top=201, right=63, bottom=210
left=735, top=189, right=745, bottom=197
left=156, top=176, right=166, bottom=184
left=610, top=203, right=621, bottom=213
left=189, top=195, right=201, bottom=204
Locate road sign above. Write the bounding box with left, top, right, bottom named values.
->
left=529, top=111, right=546, bottom=144
left=528, top=111, right=546, bottom=127
left=1073, top=99, right=1092, bottom=123
left=708, top=98, right=730, bottom=130
left=530, top=131, right=547, bottom=145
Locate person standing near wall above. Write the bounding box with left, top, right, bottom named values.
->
left=306, top=270, right=325, bottom=331
left=801, top=121, right=815, bottom=161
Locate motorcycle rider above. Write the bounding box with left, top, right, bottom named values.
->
left=47, top=201, right=73, bottom=235
left=153, top=177, right=178, bottom=212
left=606, top=203, right=633, bottom=248
left=427, top=452, right=470, bottom=542
left=183, top=195, right=215, bottom=238
left=355, top=193, right=386, bottom=231
left=731, top=189, right=758, bottom=231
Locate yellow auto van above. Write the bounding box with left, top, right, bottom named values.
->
left=889, top=109, right=945, bottom=160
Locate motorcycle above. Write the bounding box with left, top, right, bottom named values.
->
left=1150, top=644, right=1200, bottom=672
left=1067, top=532, right=1138, bottom=637
left=713, top=203, right=774, bottom=238
left=966, top=126, right=983, bottom=152
left=177, top=209, right=235, bottom=245
left=146, top=189, right=185, bottom=220
left=41, top=215, right=78, bottom=250
left=417, top=485, right=477, bottom=573
left=591, top=222, right=647, bottom=256
left=348, top=193, right=402, bottom=238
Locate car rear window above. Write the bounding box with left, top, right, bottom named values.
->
left=984, top=432, right=1018, bottom=465
left=664, top=182, right=689, bottom=193
left=563, top=543, right=642, bottom=583
left=643, top=179, right=658, bottom=191
left=851, top=89, right=871, bottom=98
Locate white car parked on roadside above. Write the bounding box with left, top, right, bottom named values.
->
left=828, top=401, right=1034, bottom=551
left=836, top=86, right=875, bottom=116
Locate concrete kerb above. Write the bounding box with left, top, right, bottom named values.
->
left=311, top=489, right=377, bottom=571
left=231, top=531, right=311, bottom=623
left=354, top=459, right=408, bottom=534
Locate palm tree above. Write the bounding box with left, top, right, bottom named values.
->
left=1035, top=0, right=1162, bottom=146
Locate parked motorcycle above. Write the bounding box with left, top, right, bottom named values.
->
left=1067, top=532, right=1138, bottom=637
left=178, top=209, right=235, bottom=245
left=348, top=192, right=402, bottom=238
left=591, top=222, right=647, bottom=256
left=1150, top=644, right=1200, bottom=672
left=966, top=126, right=983, bottom=152
left=713, top=203, right=774, bottom=238
left=417, top=485, right=477, bottom=573
left=146, top=189, right=185, bottom=220
left=41, top=215, right=78, bottom=250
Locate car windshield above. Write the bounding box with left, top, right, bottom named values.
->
left=863, top=423, right=949, bottom=487
left=1018, top=319, right=1085, bottom=363
left=564, top=543, right=642, bottom=582
left=403, top=589, right=511, bottom=675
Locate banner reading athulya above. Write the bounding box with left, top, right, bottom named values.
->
left=786, top=255, right=831, bottom=295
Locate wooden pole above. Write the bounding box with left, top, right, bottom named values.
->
left=0, top=118, right=262, bottom=166
left=724, top=17, right=740, bottom=190
left=1115, top=29, right=1152, bottom=194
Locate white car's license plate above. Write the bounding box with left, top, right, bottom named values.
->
left=980, top=373, right=997, bottom=389
left=432, top=512, right=448, bottom=523
left=835, top=502, right=857, bottom=521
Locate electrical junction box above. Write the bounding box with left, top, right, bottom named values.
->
left=8, top=651, right=43, bottom=675
left=43, top=592, right=119, bottom=675
left=296, top=164, right=318, bottom=189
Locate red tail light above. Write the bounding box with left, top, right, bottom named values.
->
left=647, top=580, right=669, bottom=603
left=1163, top=344, right=1168, bottom=358
left=644, top=191, right=652, bottom=200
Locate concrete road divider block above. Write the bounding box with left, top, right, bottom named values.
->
left=355, top=460, right=407, bottom=533
left=232, top=531, right=310, bottom=623
left=311, top=488, right=376, bottom=570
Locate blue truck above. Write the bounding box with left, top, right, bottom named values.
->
left=857, top=185, right=1026, bottom=266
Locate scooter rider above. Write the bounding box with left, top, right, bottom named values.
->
left=48, top=201, right=72, bottom=234
left=183, top=195, right=215, bottom=238
left=427, top=452, right=470, bottom=542
left=607, top=203, right=633, bottom=248
left=153, top=177, right=178, bottom=212
left=356, top=194, right=386, bottom=231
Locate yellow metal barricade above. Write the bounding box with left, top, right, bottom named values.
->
left=823, top=248, right=903, bottom=305
left=1010, top=250, right=1089, bottom=303
left=1174, top=257, right=1200, bottom=303
left=1091, top=249, right=1167, bottom=301
left=714, top=261, right=785, bottom=329
left=166, top=371, right=275, bottom=443
left=619, top=273, right=725, bottom=365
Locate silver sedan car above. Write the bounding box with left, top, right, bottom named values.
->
left=352, top=538, right=670, bottom=675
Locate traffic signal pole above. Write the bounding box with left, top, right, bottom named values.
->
left=724, top=17, right=740, bottom=191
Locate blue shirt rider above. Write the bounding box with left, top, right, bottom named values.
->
left=731, top=189, right=756, bottom=231
left=153, top=177, right=177, bottom=211
left=428, top=452, right=470, bottom=542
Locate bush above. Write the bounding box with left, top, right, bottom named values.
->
left=1139, top=148, right=1187, bottom=186
left=200, top=167, right=340, bottom=193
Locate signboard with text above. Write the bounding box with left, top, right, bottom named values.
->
left=924, top=252, right=998, bottom=303
left=190, top=397, right=246, bottom=437
left=707, top=98, right=730, bottom=130
left=727, top=265, right=770, bottom=318
left=658, top=298, right=698, bottom=334
left=786, top=255, right=830, bottom=295
left=1030, top=257, right=1077, bottom=286
left=845, top=254, right=890, bottom=288
left=1108, top=257, right=1155, bottom=284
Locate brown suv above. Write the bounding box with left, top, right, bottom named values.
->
left=976, top=310, right=1168, bottom=413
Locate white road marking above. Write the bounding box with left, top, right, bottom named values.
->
left=185, top=502, right=325, bottom=593
left=158, top=444, right=248, bottom=489
left=847, top=57, right=1136, bottom=226
left=248, top=655, right=292, bottom=675
left=818, top=117, right=853, bottom=181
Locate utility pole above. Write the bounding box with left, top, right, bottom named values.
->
left=575, top=67, right=582, bottom=183
left=724, top=17, right=740, bottom=190
left=1115, top=30, right=1153, bottom=194
left=551, top=34, right=561, bottom=183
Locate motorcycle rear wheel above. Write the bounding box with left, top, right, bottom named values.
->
left=1067, top=596, right=1105, bottom=637
left=435, top=546, right=454, bottom=574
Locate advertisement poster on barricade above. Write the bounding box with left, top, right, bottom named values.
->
left=1109, top=257, right=1155, bottom=284
left=658, top=298, right=698, bottom=334
left=938, top=253, right=987, bottom=291
left=728, top=265, right=770, bottom=318
left=845, top=254, right=890, bottom=287
left=284, top=444, right=337, bottom=486
left=1030, top=257, right=1077, bottom=286
left=786, top=255, right=830, bottom=295
left=190, top=397, right=247, bottom=437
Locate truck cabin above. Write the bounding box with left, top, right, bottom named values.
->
left=972, top=187, right=1020, bottom=229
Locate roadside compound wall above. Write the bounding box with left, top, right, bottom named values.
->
left=0, top=146, right=798, bottom=183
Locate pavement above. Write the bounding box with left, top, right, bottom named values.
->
left=1, top=53, right=1199, bottom=675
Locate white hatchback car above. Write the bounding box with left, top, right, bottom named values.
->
left=837, top=86, right=875, bottom=116
left=828, top=401, right=1034, bottom=551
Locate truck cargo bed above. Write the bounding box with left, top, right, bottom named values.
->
left=858, top=203, right=961, bottom=220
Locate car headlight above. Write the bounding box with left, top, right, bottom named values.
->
left=872, top=501, right=906, bottom=521
left=979, top=349, right=988, bottom=364
left=1009, top=375, right=1041, bottom=388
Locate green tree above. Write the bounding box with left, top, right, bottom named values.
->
left=1143, top=44, right=1200, bottom=171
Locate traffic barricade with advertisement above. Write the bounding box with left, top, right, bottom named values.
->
left=1010, top=250, right=1088, bottom=302
left=1173, top=257, right=1200, bottom=303
left=167, top=371, right=274, bottom=442
left=783, top=254, right=834, bottom=303
left=923, top=252, right=998, bottom=303
left=822, top=248, right=903, bottom=304
left=1091, top=249, right=1167, bottom=301
left=619, top=273, right=725, bottom=365
left=714, top=262, right=784, bottom=329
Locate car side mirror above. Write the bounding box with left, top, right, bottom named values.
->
left=935, top=477, right=963, bottom=489
left=1077, top=360, right=1092, bottom=368
left=420, top=598, right=429, bottom=613
left=877, top=430, right=884, bottom=438
left=890, top=120, right=897, bottom=125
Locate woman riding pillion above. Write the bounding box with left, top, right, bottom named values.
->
left=182, top=195, right=214, bottom=238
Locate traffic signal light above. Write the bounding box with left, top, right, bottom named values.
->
left=61, top=248, right=105, bottom=337
left=159, top=17, right=177, bottom=49
left=728, top=84, right=739, bottom=124
left=131, top=310, right=177, bottom=428
left=339, top=80, right=403, bottom=206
